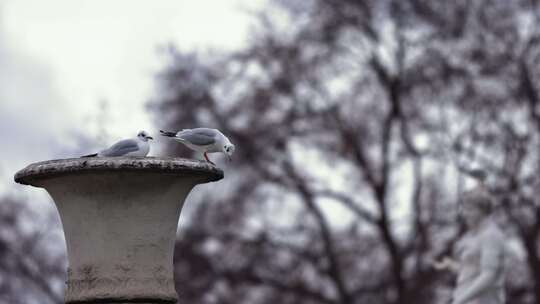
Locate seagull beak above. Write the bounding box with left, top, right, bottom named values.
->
left=147, top=136, right=154, bottom=140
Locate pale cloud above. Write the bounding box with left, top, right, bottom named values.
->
left=0, top=25, right=82, bottom=191
left=2, top=0, right=264, bottom=141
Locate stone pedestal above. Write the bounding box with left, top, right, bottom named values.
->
left=14, top=157, right=223, bottom=304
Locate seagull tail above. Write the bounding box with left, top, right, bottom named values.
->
left=160, top=130, right=177, bottom=137
left=81, top=153, right=98, bottom=158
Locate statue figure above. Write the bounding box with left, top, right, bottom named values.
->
left=432, top=184, right=506, bottom=304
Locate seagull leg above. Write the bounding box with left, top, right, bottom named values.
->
left=204, top=152, right=215, bottom=165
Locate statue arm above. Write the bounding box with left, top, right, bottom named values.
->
left=432, top=256, right=459, bottom=273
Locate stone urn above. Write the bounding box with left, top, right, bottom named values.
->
left=14, top=157, right=223, bottom=304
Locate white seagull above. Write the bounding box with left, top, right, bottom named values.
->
left=160, top=128, right=235, bottom=165
left=82, top=131, right=153, bottom=157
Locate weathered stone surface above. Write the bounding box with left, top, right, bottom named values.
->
left=14, top=157, right=223, bottom=186
left=14, top=157, right=224, bottom=304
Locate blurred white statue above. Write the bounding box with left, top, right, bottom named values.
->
left=432, top=184, right=506, bottom=304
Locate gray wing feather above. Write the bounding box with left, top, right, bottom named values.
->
left=177, top=129, right=217, bottom=146
left=102, top=139, right=140, bottom=156
left=192, top=128, right=218, bottom=137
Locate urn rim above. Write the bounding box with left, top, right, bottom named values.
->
left=14, top=156, right=224, bottom=186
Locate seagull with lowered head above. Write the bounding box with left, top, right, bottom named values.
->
left=82, top=131, right=153, bottom=157
left=160, top=128, right=235, bottom=165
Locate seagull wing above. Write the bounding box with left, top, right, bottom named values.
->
left=101, top=139, right=140, bottom=156
left=177, top=129, right=216, bottom=146
left=191, top=128, right=219, bottom=137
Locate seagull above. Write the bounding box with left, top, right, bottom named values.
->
left=160, top=128, right=235, bottom=165
left=82, top=131, right=153, bottom=157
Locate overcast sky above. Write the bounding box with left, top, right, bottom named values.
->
left=0, top=0, right=368, bottom=230
left=0, top=0, right=470, bottom=232
left=0, top=0, right=264, bottom=194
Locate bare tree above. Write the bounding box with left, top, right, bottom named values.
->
left=0, top=195, right=65, bottom=304
left=148, top=1, right=540, bottom=303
